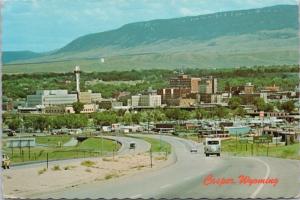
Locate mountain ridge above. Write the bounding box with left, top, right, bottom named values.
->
left=3, top=4, right=298, bottom=72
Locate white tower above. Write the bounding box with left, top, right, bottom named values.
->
left=74, top=66, right=81, bottom=95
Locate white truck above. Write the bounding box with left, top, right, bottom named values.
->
left=203, top=138, right=221, bottom=157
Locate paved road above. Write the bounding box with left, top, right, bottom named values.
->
left=29, top=135, right=300, bottom=198
left=9, top=136, right=150, bottom=170
left=63, top=137, right=78, bottom=147
left=102, top=135, right=151, bottom=155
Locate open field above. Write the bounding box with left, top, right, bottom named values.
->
left=2, top=137, right=121, bottom=164
left=221, top=138, right=300, bottom=160
left=35, top=135, right=72, bottom=147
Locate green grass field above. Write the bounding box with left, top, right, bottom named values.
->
left=35, top=135, right=72, bottom=147
left=3, top=137, right=120, bottom=164
left=221, top=138, right=300, bottom=160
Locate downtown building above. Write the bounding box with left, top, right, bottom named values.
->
left=130, top=94, right=162, bottom=108
left=158, top=74, right=219, bottom=106
left=25, top=89, right=101, bottom=114
left=26, top=90, right=77, bottom=107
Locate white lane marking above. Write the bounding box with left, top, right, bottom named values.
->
left=160, top=183, right=172, bottom=189
left=130, top=194, right=142, bottom=198
left=184, top=176, right=192, bottom=181
left=250, top=158, right=271, bottom=199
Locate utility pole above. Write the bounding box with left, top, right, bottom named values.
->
left=159, top=129, right=162, bottom=151
left=101, top=134, right=103, bottom=156
left=46, top=153, right=49, bottom=169
left=150, top=148, right=153, bottom=168
left=235, top=130, right=238, bottom=155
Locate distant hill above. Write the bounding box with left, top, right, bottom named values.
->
left=3, top=5, right=298, bottom=73
left=3, top=51, right=42, bottom=64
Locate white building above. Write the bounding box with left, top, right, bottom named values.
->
left=131, top=95, right=141, bottom=107
left=91, top=93, right=102, bottom=103
left=131, top=94, right=161, bottom=107
left=27, top=90, right=77, bottom=107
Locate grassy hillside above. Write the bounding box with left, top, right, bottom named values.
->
left=3, top=51, right=42, bottom=64
left=3, top=5, right=298, bottom=73
left=4, top=49, right=297, bottom=74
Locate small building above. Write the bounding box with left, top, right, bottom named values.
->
left=18, top=105, right=44, bottom=114
left=45, top=104, right=97, bottom=114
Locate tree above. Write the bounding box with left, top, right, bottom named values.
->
left=123, top=113, right=133, bottom=125
left=254, top=98, right=266, bottom=111
left=233, top=107, right=246, bottom=117
left=264, top=103, right=274, bottom=112
left=72, top=102, right=84, bottom=114
left=281, top=101, right=295, bottom=113
left=212, top=106, right=230, bottom=119
left=93, top=111, right=118, bottom=126
left=151, top=109, right=166, bottom=122
left=35, top=116, right=48, bottom=131
left=228, top=97, right=242, bottom=110
left=192, top=109, right=206, bottom=120
left=8, top=118, right=21, bottom=131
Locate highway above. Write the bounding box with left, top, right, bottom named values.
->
left=32, top=134, right=300, bottom=199
left=102, top=135, right=151, bottom=155
left=10, top=136, right=150, bottom=170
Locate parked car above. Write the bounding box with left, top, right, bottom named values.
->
left=2, top=154, right=10, bottom=169
left=203, top=138, right=221, bottom=157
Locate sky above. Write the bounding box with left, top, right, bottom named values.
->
left=2, top=0, right=298, bottom=52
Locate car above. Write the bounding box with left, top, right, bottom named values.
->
left=203, top=138, right=221, bottom=157
left=2, top=154, right=10, bottom=169
left=5, top=129, right=16, bottom=137
left=129, top=142, right=136, bottom=149
left=190, top=148, right=198, bottom=153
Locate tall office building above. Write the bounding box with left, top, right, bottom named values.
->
left=199, top=76, right=218, bottom=94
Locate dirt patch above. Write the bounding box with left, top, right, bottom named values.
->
left=3, top=153, right=167, bottom=198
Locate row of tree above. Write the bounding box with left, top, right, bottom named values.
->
left=3, top=106, right=252, bottom=132
left=4, top=65, right=298, bottom=99
left=228, top=97, right=295, bottom=113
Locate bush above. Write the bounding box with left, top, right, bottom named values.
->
left=38, top=168, right=47, bottom=175
left=51, top=165, right=61, bottom=171
left=81, top=160, right=96, bottom=167
left=104, top=173, right=119, bottom=180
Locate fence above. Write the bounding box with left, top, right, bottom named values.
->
left=5, top=148, right=114, bottom=165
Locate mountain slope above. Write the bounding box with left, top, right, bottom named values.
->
left=3, top=5, right=298, bottom=72
left=3, top=51, right=42, bottom=64
left=55, top=4, right=297, bottom=54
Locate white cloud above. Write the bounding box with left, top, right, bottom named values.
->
left=179, top=7, right=196, bottom=16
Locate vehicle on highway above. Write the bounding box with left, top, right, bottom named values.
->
left=190, top=148, right=198, bottom=153
left=129, top=141, right=136, bottom=149
left=3, top=129, right=16, bottom=137
left=203, top=138, right=221, bottom=157
left=2, top=154, right=10, bottom=169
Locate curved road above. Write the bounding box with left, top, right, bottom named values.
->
left=102, top=136, right=151, bottom=155
left=29, top=135, right=300, bottom=198
left=10, top=136, right=150, bottom=170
